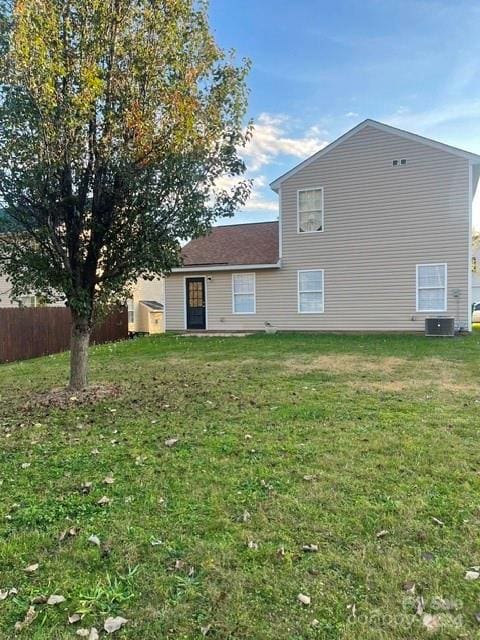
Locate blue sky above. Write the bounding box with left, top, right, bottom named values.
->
left=209, top=0, right=480, bottom=228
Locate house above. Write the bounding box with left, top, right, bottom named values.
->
left=0, top=274, right=65, bottom=308
left=127, top=277, right=165, bottom=334
left=165, top=119, right=480, bottom=333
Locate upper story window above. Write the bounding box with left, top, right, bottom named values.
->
left=298, top=188, right=324, bottom=233
left=416, top=264, right=447, bottom=312
left=232, top=273, right=256, bottom=314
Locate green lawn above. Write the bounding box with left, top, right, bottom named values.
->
left=1, top=333, right=480, bottom=639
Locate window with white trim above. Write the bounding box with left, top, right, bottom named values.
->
left=416, top=264, right=447, bottom=312
left=232, top=273, right=255, bottom=314
left=298, top=270, right=324, bottom=313
left=298, top=188, right=324, bottom=233
left=18, top=295, right=37, bottom=308
left=127, top=299, right=135, bottom=324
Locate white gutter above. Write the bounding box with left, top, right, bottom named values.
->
left=171, top=261, right=281, bottom=273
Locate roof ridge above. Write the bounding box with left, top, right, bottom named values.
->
left=212, top=220, right=278, bottom=229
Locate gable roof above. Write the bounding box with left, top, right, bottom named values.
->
left=270, top=118, right=480, bottom=192
left=179, top=221, right=279, bottom=268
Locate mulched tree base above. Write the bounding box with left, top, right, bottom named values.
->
left=23, top=384, right=121, bottom=410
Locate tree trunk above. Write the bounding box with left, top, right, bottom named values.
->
left=69, top=316, right=91, bottom=390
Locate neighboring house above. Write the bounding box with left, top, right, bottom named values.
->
left=1, top=270, right=164, bottom=335
left=0, top=274, right=65, bottom=308
left=127, top=277, right=164, bottom=334
left=473, top=234, right=480, bottom=303
left=165, top=119, right=480, bottom=333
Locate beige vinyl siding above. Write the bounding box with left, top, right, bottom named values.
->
left=128, top=277, right=165, bottom=332
left=166, top=124, right=472, bottom=332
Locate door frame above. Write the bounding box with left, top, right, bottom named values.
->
left=184, top=275, right=208, bottom=331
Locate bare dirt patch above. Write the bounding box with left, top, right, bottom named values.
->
left=22, top=384, right=121, bottom=410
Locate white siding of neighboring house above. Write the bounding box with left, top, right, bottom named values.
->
left=165, top=124, right=475, bottom=332
left=0, top=274, right=65, bottom=308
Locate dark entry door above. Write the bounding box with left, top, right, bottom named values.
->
left=186, top=277, right=206, bottom=330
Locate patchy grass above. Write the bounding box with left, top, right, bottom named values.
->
left=1, top=332, right=480, bottom=639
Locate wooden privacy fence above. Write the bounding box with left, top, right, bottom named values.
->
left=0, top=307, right=128, bottom=363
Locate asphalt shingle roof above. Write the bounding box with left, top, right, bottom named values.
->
left=181, top=221, right=279, bottom=267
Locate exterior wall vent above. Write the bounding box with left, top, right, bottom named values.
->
left=392, top=159, right=407, bottom=166
left=425, top=317, right=455, bottom=337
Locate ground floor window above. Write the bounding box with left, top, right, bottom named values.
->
left=298, top=270, right=324, bottom=313
left=416, top=263, right=447, bottom=312
left=232, top=273, right=256, bottom=314
left=127, top=299, right=135, bottom=324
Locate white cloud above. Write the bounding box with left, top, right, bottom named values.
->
left=214, top=174, right=278, bottom=214
left=385, top=101, right=480, bottom=132
left=345, top=111, right=359, bottom=118
left=242, top=113, right=327, bottom=172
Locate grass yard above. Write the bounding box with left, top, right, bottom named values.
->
left=1, top=332, right=480, bottom=639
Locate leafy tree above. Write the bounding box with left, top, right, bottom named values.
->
left=0, top=0, right=251, bottom=389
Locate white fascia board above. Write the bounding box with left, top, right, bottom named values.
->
left=171, top=261, right=281, bottom=273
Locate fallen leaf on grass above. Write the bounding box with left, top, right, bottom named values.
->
left=0, top=590, right=9, bottom=601
left=416, top=596, right=425, bottom=616
left=247, top=540, right=258, bottom=550
left=465, top=570, right=480, bottom=581
left=91, top=448, right=100, bottom=455
left=103, top=474, right=114, bottom=485
left=432, top=517, right=444, bottom=526
left=69, top=613, right=82, bottom=624
left=240, top=510, right=251, bottom=523
left=81, top=482, right=92, bottom=494
left=422, top=613, right=441, bottom=632
left=150, top=538, right=163, bottom=546
left=31, top=595, right=48, bottom=604
left=88, top=535, right=101, bottom=547
left=200, top=624, right=212, bottom=636
left=297, top=593, right=311, bottom=606
left=402, top=581, right=416, bottom=594
left=59, top=527, right=78, bottom=541
left=164, top=438, right=179, bottom=448
left=97, top=496, right=111, bottom=506
left=104, top=616, right=128, bottom=633
left=24, top=563, right=39, bottom=573
left=21, top=462, right=31, bottom=469
left=302, top=475, right=317, bottom=481
left=77, top=629, right=99, bottom=639
left=14, top=606, right=37, bottom=631
left=47, top=594, right=65, bottom=605
left=376, top=530, right=389, bottom=539
left=302, top=544, right=318, bottom=553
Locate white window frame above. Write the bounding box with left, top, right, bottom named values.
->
left=232, top=273, right=256, bottom=315
left=416, top=263, right=447, bottom=313
left=297, top=187, right=324, bottom=234
left=127, top=299, right=135, bottom=324
left=298, top=269, right=325, bottom=314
